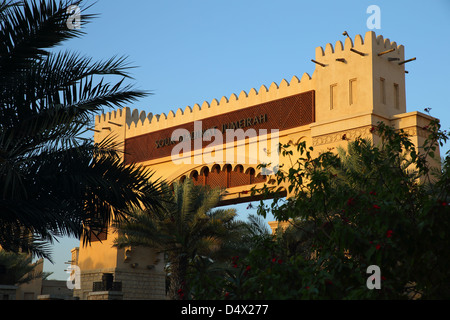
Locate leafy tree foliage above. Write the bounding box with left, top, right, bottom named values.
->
left=0, top=250, right=50, bottom=285
left=195, top=119, right=450, bottom=299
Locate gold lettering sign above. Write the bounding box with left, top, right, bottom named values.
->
left=124, top=91, right=315, bottom=164
left=154, top=114, right=268, bottom=149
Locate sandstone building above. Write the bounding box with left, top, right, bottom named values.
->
left=71, top=31, right=438, bottom=299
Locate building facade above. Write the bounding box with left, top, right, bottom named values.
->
left=72, top=31, right=438, bottom=299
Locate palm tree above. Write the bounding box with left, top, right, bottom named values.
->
left=0, top=251, right=49, bottom=285
left=115, top=179, right=238, bottom=300
left=0, top=0, right=163, bottom=261
left=187, top=213, right=272, bottom=300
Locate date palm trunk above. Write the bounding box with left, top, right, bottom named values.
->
left=168, top=251, right=189, bottom=300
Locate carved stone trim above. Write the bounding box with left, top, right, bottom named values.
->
left=312, top=126, right=373, bottom=146
left=401, top=127, right=430, bottom=139
left=312, top=125, right=430, bottom=147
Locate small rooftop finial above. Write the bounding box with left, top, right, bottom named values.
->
left=342, top=31, right=350, bottom=38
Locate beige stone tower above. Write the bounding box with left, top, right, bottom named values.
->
left=313, top=31, right=407, bottom=122
left=309, top=31, right=433, bottom=167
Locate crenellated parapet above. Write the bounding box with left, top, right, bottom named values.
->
left=95, top=107, right=127, bottom=126
left=314, top=31, right=405, bottom=62
left=94, top=31, right=413, bottom=140
left=95, top=72, right=314, bottom=139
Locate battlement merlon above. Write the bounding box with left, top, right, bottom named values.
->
left=94, top=31, right=412, bottom=139
left=314, top=31, right=405, bottom=62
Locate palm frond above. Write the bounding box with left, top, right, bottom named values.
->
left=0, top=0, right=163, bottom=258
left=0, top=0, right=21, bottom=21
left=245, top=214, right=271, bottom=236
left=0, top=0, right=94, bottom=78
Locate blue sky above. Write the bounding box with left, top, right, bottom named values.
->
left=45, top=0, right=450, bottom=280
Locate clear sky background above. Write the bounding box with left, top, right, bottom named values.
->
left=44, top=0, right=450, bottom=280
